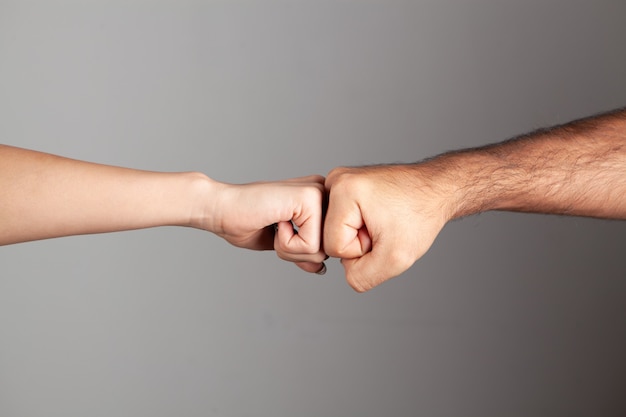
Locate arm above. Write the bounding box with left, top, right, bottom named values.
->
left=324, top=108, right=626, bottom=292
left=443, top=108, right=626, bottom=219
left=0, top=145, right=326, bottom=273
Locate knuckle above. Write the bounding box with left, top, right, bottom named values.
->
left=301, top=242, right=320, bottom=255
left=275, top=237, right=291, bottom=253
left=308, top=251, right=328, bottom=264
left=301, top=184, right=323, bottom=203
left=326, top=167, right=352, bottom=187
left=275, top=250, right=291, bottom=262
left=330, top=244, right=351, bottom=259
left=323, top=241, right=342, bottom=258
left=305, top=251, right=325, bottom=263
left=311, top=174, right=326, bottom=184
left=330, top=174, right=370, bottom=198
left=327, top=166, right=349, bottom=178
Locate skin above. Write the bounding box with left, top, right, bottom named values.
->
left=324, top=108, right=626, bottom=292
left=0, top=145, right=327, bottom=273
left=3, top=109, right=625, bottom=288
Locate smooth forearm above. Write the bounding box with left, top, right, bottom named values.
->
left=426, top=109, right=626, bottom=221
left=0, top=145, right=213, bottom=245
left=0, top=145, right=326, bottom=273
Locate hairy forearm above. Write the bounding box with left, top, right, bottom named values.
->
left=0, top=145, right=212, bottom=245
left=426, top=108, right=626, bottom=220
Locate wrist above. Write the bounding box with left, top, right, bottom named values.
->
left=376, top=163, right=460, bottom=225
left=419, top=150, right=502, bottom=221
left=184, top=172, right=223, bottom=232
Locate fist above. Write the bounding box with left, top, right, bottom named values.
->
left=208, top=175, right=328, bottom=274
left=323, top=165, right=450, bottom=292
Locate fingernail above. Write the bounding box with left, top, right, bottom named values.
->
left=316, top=263, right=327, bottom=275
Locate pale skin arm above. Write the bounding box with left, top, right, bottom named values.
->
left=324, top=108, right=626, bottom=292
left=0, top=145, right=327, bottom=273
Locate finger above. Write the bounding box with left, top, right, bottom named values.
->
left=275, top=246, right=328, bottom=263
left=355, top=226, right=373, bottom=254
left=341, top=254, right=387, bottom=293
left=290, top=209, right=323, bottom=254
left=281, top=175, right=325, bottom=186
left=341, top=239, right=414, bottom=292
left=274, top=220, right=327, bottom=260
left=294, top=261, right=327, bottom=275
left=324, top=166, right=349, bottom=189
left=323, top=187, right=370, bottom=259
left=275, top=190, right=323, bottom=254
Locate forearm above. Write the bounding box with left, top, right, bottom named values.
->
left=0, top=145, right=212, bottom=245
left=324, top=109, right=626, bottom=291
left=427, top=109, right=626, bottom=220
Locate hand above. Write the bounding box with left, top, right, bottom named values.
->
left=201, top=175, right=328, bottom=274
left=324, top=165, right=452, bottom=291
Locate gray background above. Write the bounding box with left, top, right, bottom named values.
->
left=1, top=1, right=625, bottom=416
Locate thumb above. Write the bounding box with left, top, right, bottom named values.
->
left=341, top=250, right=386, bottom=293
left=324, top=194, right=372, bottom=259
left=341, top=236, right=412, bottom=292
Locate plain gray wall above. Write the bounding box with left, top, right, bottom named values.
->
left=1, top=1, right=625, bottom=416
